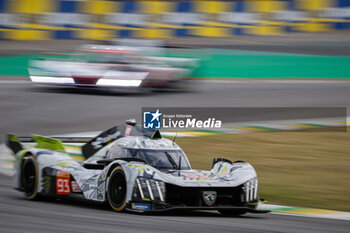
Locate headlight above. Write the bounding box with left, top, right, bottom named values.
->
left=30, top=76, right=75, bottom=84
left=96, top=79, right=142, bottom=87
left=243, top=177, right=258, bottom=202
left=133, top=177, right=166, bottom=203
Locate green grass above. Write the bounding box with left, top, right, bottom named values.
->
left=175, top=131, right=350, bottom=211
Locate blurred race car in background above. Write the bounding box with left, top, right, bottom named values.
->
left=6, top=120, right=268, bottom=216
left=28, top=40, right=199, bottom=92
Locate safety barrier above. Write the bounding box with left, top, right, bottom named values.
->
left=0, top=0, right=349, bottom=40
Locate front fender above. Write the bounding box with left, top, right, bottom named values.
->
left=102, top=160, right=151, bottom=203
left=210, top=161, right=257, bottom=185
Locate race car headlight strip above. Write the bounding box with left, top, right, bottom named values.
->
left=155, top=181, right=164, bottom=202
left=145, top=180, right=154, bottom=201
left=136, top=178, right=144, bottom=199
left=96, top=79, right=142, bottom=87
left=135, top=177, right=165, bottom=202
left=30, top=76, right=74, bottom=84
left=243, top=178, right=258, bottom=202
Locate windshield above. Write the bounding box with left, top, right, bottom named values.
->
left=125, top=149, right=191, bottom=170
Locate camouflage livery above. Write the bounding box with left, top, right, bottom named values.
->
left=7, top=121, right=268, bottom=215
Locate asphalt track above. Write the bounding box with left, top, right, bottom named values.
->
left=0, top=78, right=350, bottom=139
left=0, top=173, right=349, bottom=233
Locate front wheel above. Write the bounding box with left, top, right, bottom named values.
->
left=107, top=166, right=127, bottom=212
left=21, top=155, right=39, bottom=200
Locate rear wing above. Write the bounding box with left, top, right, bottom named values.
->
left=5, top=134, right=93, bottom=155
left=6, top=120, right=161, bottom=160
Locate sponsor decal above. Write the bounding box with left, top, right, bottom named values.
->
left=181, top=173, right=210, bottom=179
left=56, top=171, right=71, bottom=195
left=162, top=118, right=221, bottom=128
left=143, top=109, right=162, bottom=129
left=132, top=203, right=151, bottom=210
left=56, top=171, right=70, bottom=178
left=71, top=181, right=81, bottom=193
left=143, top=108, right=222, bottom=129
left=125, top=125, right=133, bottom=136
left=202, top=191, right=217, bottom=206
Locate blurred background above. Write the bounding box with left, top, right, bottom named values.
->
left=0, top=0, right=349, bottom=39
left=0, top=0, right=350, bottom=232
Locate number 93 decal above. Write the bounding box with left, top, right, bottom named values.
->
left=56, top=171, right=71, bottom=195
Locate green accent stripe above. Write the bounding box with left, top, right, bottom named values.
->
left=57, top=161, right=74, bottom=167
left=189, top=129, right=224, bottom=134
left=268, top=207, right=302, bottom=211
left=68, top=152, right=84, bottom=157
left=244, top=126, right=279, bottom=131
left=298, top=123, right=329, bottom=127
left=64, top=144, right=82, bottom=149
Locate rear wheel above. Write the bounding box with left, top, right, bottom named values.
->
left=21, top=155, right=39, bottom=200
left=107, top=166, right=127, bottom=212
left=218, top=209, right=247, bottom=216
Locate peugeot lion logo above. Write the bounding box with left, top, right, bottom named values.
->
left=202, top=191, right=217, bottom=206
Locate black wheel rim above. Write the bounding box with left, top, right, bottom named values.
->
left=23, top=160, right=36, bottom=195
left=110, top=172, right=126, bottom=207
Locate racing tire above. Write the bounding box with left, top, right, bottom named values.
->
left=218, top=209, right=247, bottom=217
left=107, top=166, right=127, bottom=212
left=21, top=155, right=39, bottom=200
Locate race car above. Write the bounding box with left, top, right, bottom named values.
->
left=6, top=120, right=268, bottom=215
left=28, top=43, right=198, bottom=92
